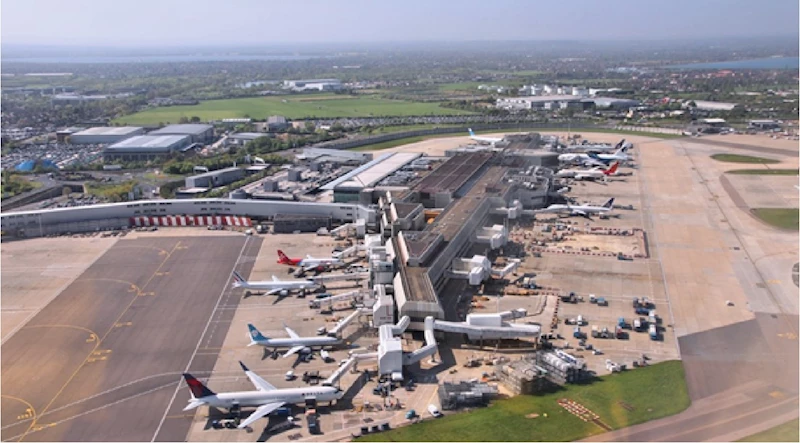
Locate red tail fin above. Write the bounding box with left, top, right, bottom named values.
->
left=277, top=250, right=290, bottom=264
left=605, top=162, right=619, bottom=175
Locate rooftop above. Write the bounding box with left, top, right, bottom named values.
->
left=187, top=166, right=242, bottom=179
left=150, top=124, right=213, bottom=135
left=322, top=152, right=421, bottom=191
left=229, top=132, right=266, bottom=140
left=414, top=152, right=492, bottom=195
left=72, top=126, right=143, bottom=136
left=105, top=135, right=190, bottom=151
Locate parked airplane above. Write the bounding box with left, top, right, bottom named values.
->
left=232, top=271, right=318, bottom=296
left=557, top=152, right=609, bottom=167
left=564, top=139, right=630, bottom=153
left=587, top=147, right=631, bottom=163
left=534, top=198, right=615, bottom=218
left=182, top=361, right=343, bottom=429
left=248, top=323, right=342, bottom=358
left=556, top=162, right=619, bottom=181
left=277, top=250, right=343, bottom=272
left=468, top=128, right=503, bottom=146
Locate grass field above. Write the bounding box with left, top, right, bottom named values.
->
left=357, top=361, right=690, bottom=442
left=727, top=169, right=799, bottom=175
left=711, top=154, right=781, bottom=164
left=739, top=418, right=799, bottom=441
left=751, top=208, right=800, bottom=230
left=113, top=94, right=474, bottom=125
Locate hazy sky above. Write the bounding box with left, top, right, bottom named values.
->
left=2, top=0, right=798, bottom=46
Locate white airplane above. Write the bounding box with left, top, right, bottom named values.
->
left=564, top=139, right=629, bottom=153
left=558, top=152, right=609, bottom=168
left=587, top=147, right=632, bottom=163
left=468, top=128, right=503, bottom=146
left=248, top=323, right=341, bottom=358
left=534, top=198, right=616, bottom=218
left=277, top=250, right=343, bottom=272
left=556, top=162, right=619, bottom=181
left=182, top=361, right=343, bottom=429
left=232, top=271, right=317, bottom=296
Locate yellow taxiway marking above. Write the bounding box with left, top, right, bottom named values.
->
left=2, top=395, right=36, bottom=425
left=769, top=390, right=786, bottom=399
left=114, top=322, right=133, bottom=328
left=17, top=241, right=182, bottom=442
left=777, top=332, right=798, bottom=340
left=767, top=279, right=782, bottom=285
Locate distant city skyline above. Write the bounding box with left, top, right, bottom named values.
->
left=2, top=0, right=798, bottom=47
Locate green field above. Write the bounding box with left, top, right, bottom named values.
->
left=739, top=418, right=799, bottom=441
left=751, top=208, right=800, bottom=230
left=727, top=169, right=799, bottom=175
left=113, top=94, right=474, bottom=125
left=357, top=361, right=690, bottom=442
left=711, top=154, right=781, bottom=164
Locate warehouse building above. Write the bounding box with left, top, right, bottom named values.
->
left=149, top=124, right=214, bottom=144
left=227, top=132, right=268, bottom=146
left=267, top=116, right=289, bottom=131
left=684, top=100, right=740, bottom=112
left=184, top=166, right=245, bottom=189
left=297, top=147, right=373, bottom=165
left=438, top=381, right=498, bottom=410
left=592, top=97, right=641, bottom=109
left=283, top=79, right=342, bottom=92
left=69, top=126, right=144, bottom=144
left=273, top=213, right=332, bottom=233
left=496, top=95, right=592, bottom=111
left=103, top=135, right=191, bottom=161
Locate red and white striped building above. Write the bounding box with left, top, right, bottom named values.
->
left=129, top=215, right=252, bottom=227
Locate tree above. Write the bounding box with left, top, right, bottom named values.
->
left=178, top=116, right=190, bottom=124
left=190, top=116, right=201, bottom=123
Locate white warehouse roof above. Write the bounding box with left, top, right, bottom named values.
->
left=322, top=152, right=421, bottom=191
left=105, top=135, right=190, bottom=151
left=72, top=126, right=143, bottom=136
left=150, top=124, right=213, bottom=135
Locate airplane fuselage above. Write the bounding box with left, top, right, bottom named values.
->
left=253, top=336, right=341, bottom=348
left=197, top=387, right=342, bottom=409
left=233, top=280, right=316, bottom=291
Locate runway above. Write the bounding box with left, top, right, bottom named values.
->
left=1, top=236, right=262, bottom=442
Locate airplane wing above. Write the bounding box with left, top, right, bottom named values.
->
left=237, top=402, right=285, bottom=429
left=283, top=345, right=306, bottom=358
left=240, top=362, right=277, bottom=391
left=283, top=323, right=300, bottom=339
left=571, top=209, right=587, bottom=216
left=267, top=288, right=284, bottom=295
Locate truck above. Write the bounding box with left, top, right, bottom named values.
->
left=428, top=404, right=443, bottom=418
left=649, top=324, right=658, bottom=340
left=615, top=326, right=628, bottom=339
left=306, top=412, right=320, bottom=434
left=573, top=327, right=585, bottom=339
left=256, top=224, right=267, bottom=234
left=596, top=297, right=608, bottom=306
left=634, top=306, right=650, bottom=315
left=648, top=310, right=658, bottom=325
left=633, top=318, right=646, bottom=332
left=617, top=317, right=630, bottom=329
left=561, top=292, right=579, bottom=304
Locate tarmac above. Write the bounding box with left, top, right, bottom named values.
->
left=1, top=235, right=261, bottom=442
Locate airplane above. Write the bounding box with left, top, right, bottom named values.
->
left=564, top=139, right=630, bottom=153
left=277, top=250, right=343, bottom=272
left=248, top=323, right=341, bottom=358
left=556, top=162, right=619, bottom=181
left=232, top=271, right=318, bottom=296
left=468, top=128, right=503, bottom=146
left=534, top=198, right=615, bottom=219
left=557, top=152, right=609, bottom=168
left=182, top=361, right=343, bottom=429
left=587, top=147, right=632, bottom=163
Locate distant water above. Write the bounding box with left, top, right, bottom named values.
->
left=669, top=56, right=799, bottom=70
left=2, top=54, right=323, bottom=64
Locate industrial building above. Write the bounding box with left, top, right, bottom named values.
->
left=297, top=148, right=373, bottom=165
left=497, top=351, right=590, bottom=394
left=227, top=132, right=267, bottom=146
left=283, top=79, right=342, bottom=92
left=684, top=100, right=740, bottom=112
left=103, top=135, right=191, bottom=161
left=69, top=126, right=144, bottom=145
left=496, top=96, right=593, bottom=112
left=592, top=97, right=641, bottom=109
left=748, top=119, right=782, bottom=130
left=321, top=152, right=422, bottom=203
left=438, top=381, right=498, bottom=410
left=266, top=116, right=289, bottom=131
left=149, top=124, right=214, bottom=144
left=273, top=214, right=332, bottom=234
left=183, top=167, right=245, bottom=190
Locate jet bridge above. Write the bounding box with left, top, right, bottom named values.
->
left=433, top=309, right=539, bottom=341
left=311, top=271, right=370, bottom=284
left=402, top=316, right=438, bottom=365
left=309, top=290, right=364, bottom=309
left=326, top=308, right=369, bottom=338
left=331, top=219, right=366, bottom=239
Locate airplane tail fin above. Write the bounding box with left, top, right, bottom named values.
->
left=232, top=271, right=247, bottom=286
left=604, top=162, right=619, bottom=175
left=614, top=147, right=625, bottom=156
left=277, top=250, right=291, bottom=264
left=247, top=323, right=268, bottom=343
left=183, top=373, right=215, bottom=399
left=468, top=128, right=475, bottom=137
left=272, top=275, right=280, bottom=282
left=602, top=198, right=615, bottom=209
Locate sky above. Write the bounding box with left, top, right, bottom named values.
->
left=2, top=0, right=798, bottom=47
